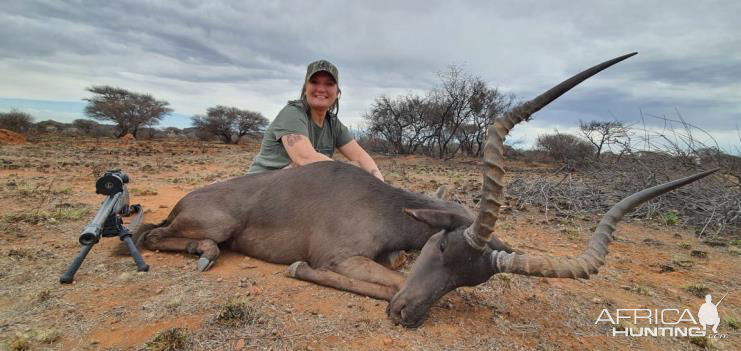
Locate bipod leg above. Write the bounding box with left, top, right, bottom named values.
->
left=59, top=244, right=94, bottom=284
left=121, top=234, right=149, bottom=272
left=119, top=208, right=149, bottom=272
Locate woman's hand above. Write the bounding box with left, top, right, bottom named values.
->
left=370, top=169, right=385, bottom=182
left=339, top=140, right=385, bottom=182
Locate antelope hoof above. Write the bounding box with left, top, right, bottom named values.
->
left=286, top=261, right=308, bottom=278
left=196, top=257, right=214, bottom=272
left=389, top=251, right=409, bottom=270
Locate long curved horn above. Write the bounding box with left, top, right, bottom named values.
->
left=490, top=168, right=718, bottom=278
left=463, top=52, right=639, bottom=250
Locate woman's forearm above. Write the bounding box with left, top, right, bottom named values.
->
left=283, top=134, right=333, bottom=166
left=292, top=152, right=333, bottom=166
left=356, top=153, right=384, bottom=181
left=338, top=140, right=384, bottom=181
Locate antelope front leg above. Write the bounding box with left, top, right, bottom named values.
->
left=286, top=256, right=404, bottom=300
left=143, top=228, right=220, bottom=271
left=331, top=256, right=406, bottom=290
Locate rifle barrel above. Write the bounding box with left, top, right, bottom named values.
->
left=79, top=192, right=122, bottom=245
left=715, top=292, right=729, bottom=306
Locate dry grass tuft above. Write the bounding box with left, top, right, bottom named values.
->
left=33, top=329, right=60, bottom=344
left=131, top=187, right=159, bottom=196
left=145, top=328, right=189, bottom=351
left=689, top=336, right=709, bottom=349
left=724, top=316, right=739, bottom=330
left=214, top=298, right=261, bottom=327
left=684, top=284, right=710, bottom=298
left=6, top=333, right=30, bottom=351
left=672, top=259, right=694, bottom=268
left=623, top=284, right=655, bottom=297
left=34, top=290, right=52, bottom=304
left=4, top=328, right=60, bottom=350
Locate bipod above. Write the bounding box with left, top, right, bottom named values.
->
left=59, top=204, right=149, bottom=284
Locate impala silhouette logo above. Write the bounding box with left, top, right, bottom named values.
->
left=595, top=293, right=729, bottom=338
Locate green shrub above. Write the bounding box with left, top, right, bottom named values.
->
left=660, top=211, right=679, bottom=226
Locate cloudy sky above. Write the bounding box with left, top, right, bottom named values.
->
left=2, top=0, right=739, bottom=151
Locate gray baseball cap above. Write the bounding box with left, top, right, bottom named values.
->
left=305, top=59, right=339, bottom=85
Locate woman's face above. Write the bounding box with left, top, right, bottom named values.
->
left=304, top=72, right=338, bottom=112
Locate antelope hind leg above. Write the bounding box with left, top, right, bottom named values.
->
left=287, top=261, right=397, bottom=301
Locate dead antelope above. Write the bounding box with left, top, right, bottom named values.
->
left=131, top=160, right=494, bottom=300
left=387, top=53, right=718, bottom=327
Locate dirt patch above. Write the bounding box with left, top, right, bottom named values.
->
left=0, top=128, right=26, bottom=144
left=120, top=133, right=135, bottom=142
left=0, top=135, right=738, bottom=350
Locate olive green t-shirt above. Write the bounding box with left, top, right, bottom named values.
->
left=247, top=101, right=353, bottom=174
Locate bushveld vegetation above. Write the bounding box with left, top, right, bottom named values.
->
left=84, top=86, right=173, bottom=138
left=191, top=105, right=268, bottom=144
left=361, top=66, right=515, bottom=158
left=0, top=109, right=34, bottom=134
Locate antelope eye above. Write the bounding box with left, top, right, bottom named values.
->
left=438, top=237, right=447, bottom=252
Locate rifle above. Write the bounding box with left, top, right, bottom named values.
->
left=59, top=169, right=149, bottom=283
left=715, top=292, right=729, bottom=307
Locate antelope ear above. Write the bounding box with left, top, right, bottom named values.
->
left=433, top=185, right=448, bottom=200
left=403, top=208, right=470, bottom=230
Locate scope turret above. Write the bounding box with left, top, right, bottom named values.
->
left=96, top=169, right=129, bottom=196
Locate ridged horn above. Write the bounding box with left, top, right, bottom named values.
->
left=463, top=52, right=639, bottom=250
left=490, top=168, right=718, bottom=278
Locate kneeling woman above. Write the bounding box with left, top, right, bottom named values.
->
left=247, top=60, right=383, bottom=181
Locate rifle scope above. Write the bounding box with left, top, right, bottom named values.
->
left=96, top=169, right=129, bottom=196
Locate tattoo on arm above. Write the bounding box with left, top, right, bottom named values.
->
left=284, top=134, right=302, bottom=147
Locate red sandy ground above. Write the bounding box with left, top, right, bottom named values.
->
left=0, top=129, right=26, bottom=144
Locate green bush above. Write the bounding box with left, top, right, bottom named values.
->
left=660, top=211, right=679, bottom=226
